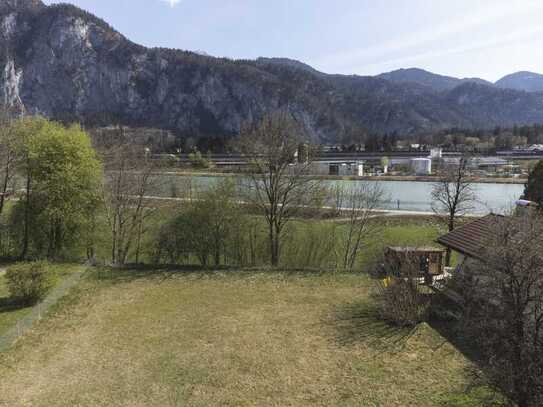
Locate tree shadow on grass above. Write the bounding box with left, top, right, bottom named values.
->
left=426, top=296, right=510, bottom=406
left=426, top=293, right=484, bottom=365
left=87, top=264, right=339, bottom=286
left=330, top=297, right=509, bottom=405
left=0, top=296, right=28, bottom=313
left=427, top=318, right=482, bottom=363
left=87, top=264, right=245, bottom=286
left=330, top=301, right=417, bottom=350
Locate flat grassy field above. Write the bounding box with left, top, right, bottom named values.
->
left=276, top=216, right=450, bottom=270
left=0, top=269, right=499, bottom=406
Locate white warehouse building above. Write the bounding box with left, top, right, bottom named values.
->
left=410, top=158, right=432, bottom=175
left=310, top=161, right=364, bottom=176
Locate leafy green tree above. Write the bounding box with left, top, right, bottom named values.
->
left=153, top=180, right=242, bottom=266
left=523, top=160, right=543, bottom=207
left=0, top=108, right=18, bottom=217
left=380, top=156, right=389, bottom=173
left=193, top=179, right=238, bottom=265
left=11, top=118, right=102, bottom=259
left=188, top=148, right=212, bottom=168
left=10, top=117, right=41, bottom=258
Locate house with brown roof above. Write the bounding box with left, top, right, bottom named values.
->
left=436, top=214, right=503, bottom=265
left=437, top=198, right=541, bottom=268
left=434, top=214, right=506, bottom=302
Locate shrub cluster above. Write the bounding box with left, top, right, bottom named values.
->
left=5, top=261, right=54, bottom=305
left=371, top=253, right=431, bottom=327
left=374, top=278, right=430, bottom=327
left=187, top=149, right=213, bottom=169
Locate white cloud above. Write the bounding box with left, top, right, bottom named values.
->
left=159, top=0, right=181, bottom=7
left=356, top=25, right=543, bottom=80
left=314, top=0, right=543, bottom=75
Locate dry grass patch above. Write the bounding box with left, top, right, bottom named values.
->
left=0, top=270, right=496, bottom=406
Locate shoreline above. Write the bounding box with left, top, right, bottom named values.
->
left=138, top=195, right=481, bottom=218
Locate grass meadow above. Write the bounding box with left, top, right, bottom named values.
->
left=0, top=214, right=484, bottom=406
left=0, top=268, right=503, bottom=406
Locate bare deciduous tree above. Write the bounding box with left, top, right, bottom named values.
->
left=431, top=154, right=477, bottom=265
left=457, top=213, right=543, bottom=407
left=336, top=182, right=384, bottom=270
left=101, top=134, right=159, bottom=266
left=237, top=112, right=320, bottom=267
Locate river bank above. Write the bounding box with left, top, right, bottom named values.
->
left=152, top=169, right=527, bottom=184
left=148, top=174, right=523, bottom=215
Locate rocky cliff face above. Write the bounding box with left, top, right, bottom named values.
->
left=0, top=1, right=340, bottom=140
left=2, top=0, right=543, bottom=141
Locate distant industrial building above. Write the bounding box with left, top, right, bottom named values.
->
left=497, top=144, right=543, bottom=156
left=439, top=156, right=520, bottom=175
left=470, top=157, right=514, bottom=173
left=311, top=161, right=364, bottom=176
left=410, top=158, right=432, bottom=175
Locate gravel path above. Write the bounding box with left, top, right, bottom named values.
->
left=0, top=270, right=85, bottom=352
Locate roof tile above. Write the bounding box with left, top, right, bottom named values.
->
left=437, top=214, right=503, bottom=260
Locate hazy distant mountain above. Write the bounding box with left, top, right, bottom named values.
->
left=377, top=68, right=492, bottom=92
left=444, top=82, right=543, bottom=127
left=256, top=57, right=323, bottom=75
left=2, top=0, right=543, bottom=142
left=495, top=71, right=543, bottom=93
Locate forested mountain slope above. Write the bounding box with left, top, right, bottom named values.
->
left=2, top=0, right=543, bottom=141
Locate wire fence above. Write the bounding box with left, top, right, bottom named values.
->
left=0, top=270, right=85, bottom=353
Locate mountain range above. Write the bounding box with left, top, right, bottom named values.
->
left=377, top=68, right=543, bottom=93
left=1, top=0, right=543, bottom=143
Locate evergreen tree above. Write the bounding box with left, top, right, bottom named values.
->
left=523, top=160, right=543, bottom=207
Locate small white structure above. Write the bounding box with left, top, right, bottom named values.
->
left=311, top=161, right=364, bottom=176
left=527, top=144, right=543, bottom=152
left=410, top=158, right=432, bottom=175
left=331, top=162, right=364, bottom=176
left=430, top=148, right=443, bottom=159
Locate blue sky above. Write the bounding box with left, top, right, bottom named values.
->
left=42, top=0, right=543, bottom=81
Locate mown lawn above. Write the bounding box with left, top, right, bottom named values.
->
left=0, top=268, right=500, bottom=406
